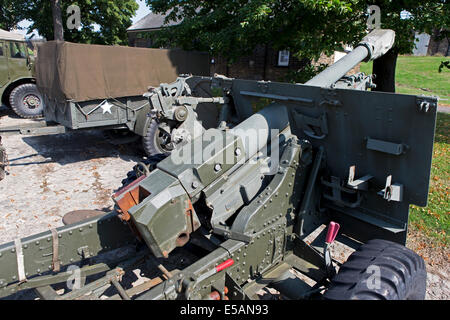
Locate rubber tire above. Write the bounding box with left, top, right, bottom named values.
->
left=9, top=83, right=44, bottom=119
left=142, top=119, right=171, bottom=157
left=323, top=239, right=427, bottom=300
left=119, top=154, right=167, bottom=188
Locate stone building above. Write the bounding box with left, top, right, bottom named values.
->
left=127, top=12, right=181, bottom=48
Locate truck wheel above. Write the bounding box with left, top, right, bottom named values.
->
left=9, top=83, right=44, bottom=119
left=323, top=239, right=427, bottom=300
left=142, top=119, right=174, bottom=156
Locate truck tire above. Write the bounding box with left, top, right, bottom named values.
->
left=9, top=83, right=44, bottom=119
left=323, top=239, right=427, bottom=300
left=142, top=119, right=173, bottom=156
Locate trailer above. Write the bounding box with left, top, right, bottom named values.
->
left=0, top=42, right=216, bottom=156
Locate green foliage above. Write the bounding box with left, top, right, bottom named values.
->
left=146, top=0, right=447, bottom=71
left=439, top=60, right=450, bottom=73
left=11, top=0, right=139, bottom=45
left=0, top=0, right=27, bottom=30
left=372, top=0, right=449, bottom=55
left=284, top=63, right=329, bottom=83
left=146, top=0, right=368, bottom=62
left=410, top=112, right=449, bottom=247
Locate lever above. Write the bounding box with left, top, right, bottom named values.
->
left=324, top=221, right=340, bottom=279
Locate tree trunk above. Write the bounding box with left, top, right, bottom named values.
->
left=51, top=0, right=64, bottom=41
left=372, top=47, right=398, bottom=93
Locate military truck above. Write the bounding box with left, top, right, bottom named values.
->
left=0, top=29, right=44, bottom=119
left=0, top=30, right=438, bottom=300
left=0, top=41, right=214, bottom=157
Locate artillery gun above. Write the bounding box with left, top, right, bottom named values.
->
left=0, top=30, right=437, bottom=300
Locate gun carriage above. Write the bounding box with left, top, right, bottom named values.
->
left=0, top=30, right=436, bottom=300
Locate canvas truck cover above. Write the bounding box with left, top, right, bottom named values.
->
left=0, top=29, right=26, bottom=41
left=35, top=41, right=210, bottom=102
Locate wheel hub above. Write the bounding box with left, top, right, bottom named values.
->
left=23, top=94, right=41, bottom=109
left=156, top=128, right=175, bottom=152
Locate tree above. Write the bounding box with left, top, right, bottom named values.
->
left=21, top=0, right=139, bottom=45
left=50, top=0, right=64, bottom=40
left=371, top=0, right=448, bottom=92
left=146, top=0, right=448, bottom=91
left=146, top=1, right=368, bottom=63
left=0, top=0, right=27, bottom=30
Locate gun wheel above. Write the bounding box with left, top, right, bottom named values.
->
left=142, top=119, right=174, bottom=156
left=323, top=239, right=427, bottom=300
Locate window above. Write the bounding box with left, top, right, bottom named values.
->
left=10, top=42, right=27, bottom=59
left=278, top=50, right=290, bottom=67
left=0, top=43, right=3, bottom=56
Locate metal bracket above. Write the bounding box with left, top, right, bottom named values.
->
left=51, top=229, right=61, bottom=272
left=319, top=99, right=342, bottom=108
left=293, top=110, right=328, bottom=139
left=257, top=82, right=269, bottom=93
left=77, top=246, right=91, bottom=259
left=225, top=273, right=248, bottom=300
left=319, top=88, right=342, bottom=107
left=161, top=77, right=191, bottom=97
left=321, top=176, right=363, bottom=208
left=347, top=165, right=373, bottom=191
left=240, top=91, right=314, bottom=105
left=212, top=226, right=252, bottom=243
left=378, top=175, right=403, bottom=202
left=416, top=97, right=437, bottom=113
left=366, top=137, right=408, bottom=156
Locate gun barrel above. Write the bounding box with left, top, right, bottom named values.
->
left=306, top=29, right=395, bottom=88
left=229, top=105, right=289, bottom=160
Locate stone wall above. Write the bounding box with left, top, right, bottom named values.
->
left=211, top=47, right=361, bottom=82
left=210, top=45, right=309, bottom=82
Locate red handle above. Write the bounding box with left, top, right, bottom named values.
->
left=325, top=221, right=340, bottom=244
left=216, top=259, right=234, bottom=272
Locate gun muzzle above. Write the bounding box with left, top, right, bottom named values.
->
left=305, top=29, right=395, bottom=88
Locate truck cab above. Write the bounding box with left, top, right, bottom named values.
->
left=0, top=29, right=44, bottom=119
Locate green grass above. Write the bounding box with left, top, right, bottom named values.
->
left=360, top=56, right=450, bottom=105
left=409, top=112, right=450, bottom=246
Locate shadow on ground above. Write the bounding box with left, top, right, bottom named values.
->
left=0, top=104, right=44, bottom=121
left=14, top=130, right=145, bottom=166
left=1, top=103, right=145, bottom=167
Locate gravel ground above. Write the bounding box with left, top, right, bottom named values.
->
left=0, top=106, right=142, bottom=244
left=0, top=105, right=448, bottom=300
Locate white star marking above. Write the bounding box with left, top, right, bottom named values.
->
left=101, top=101, right=114, bottom=114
